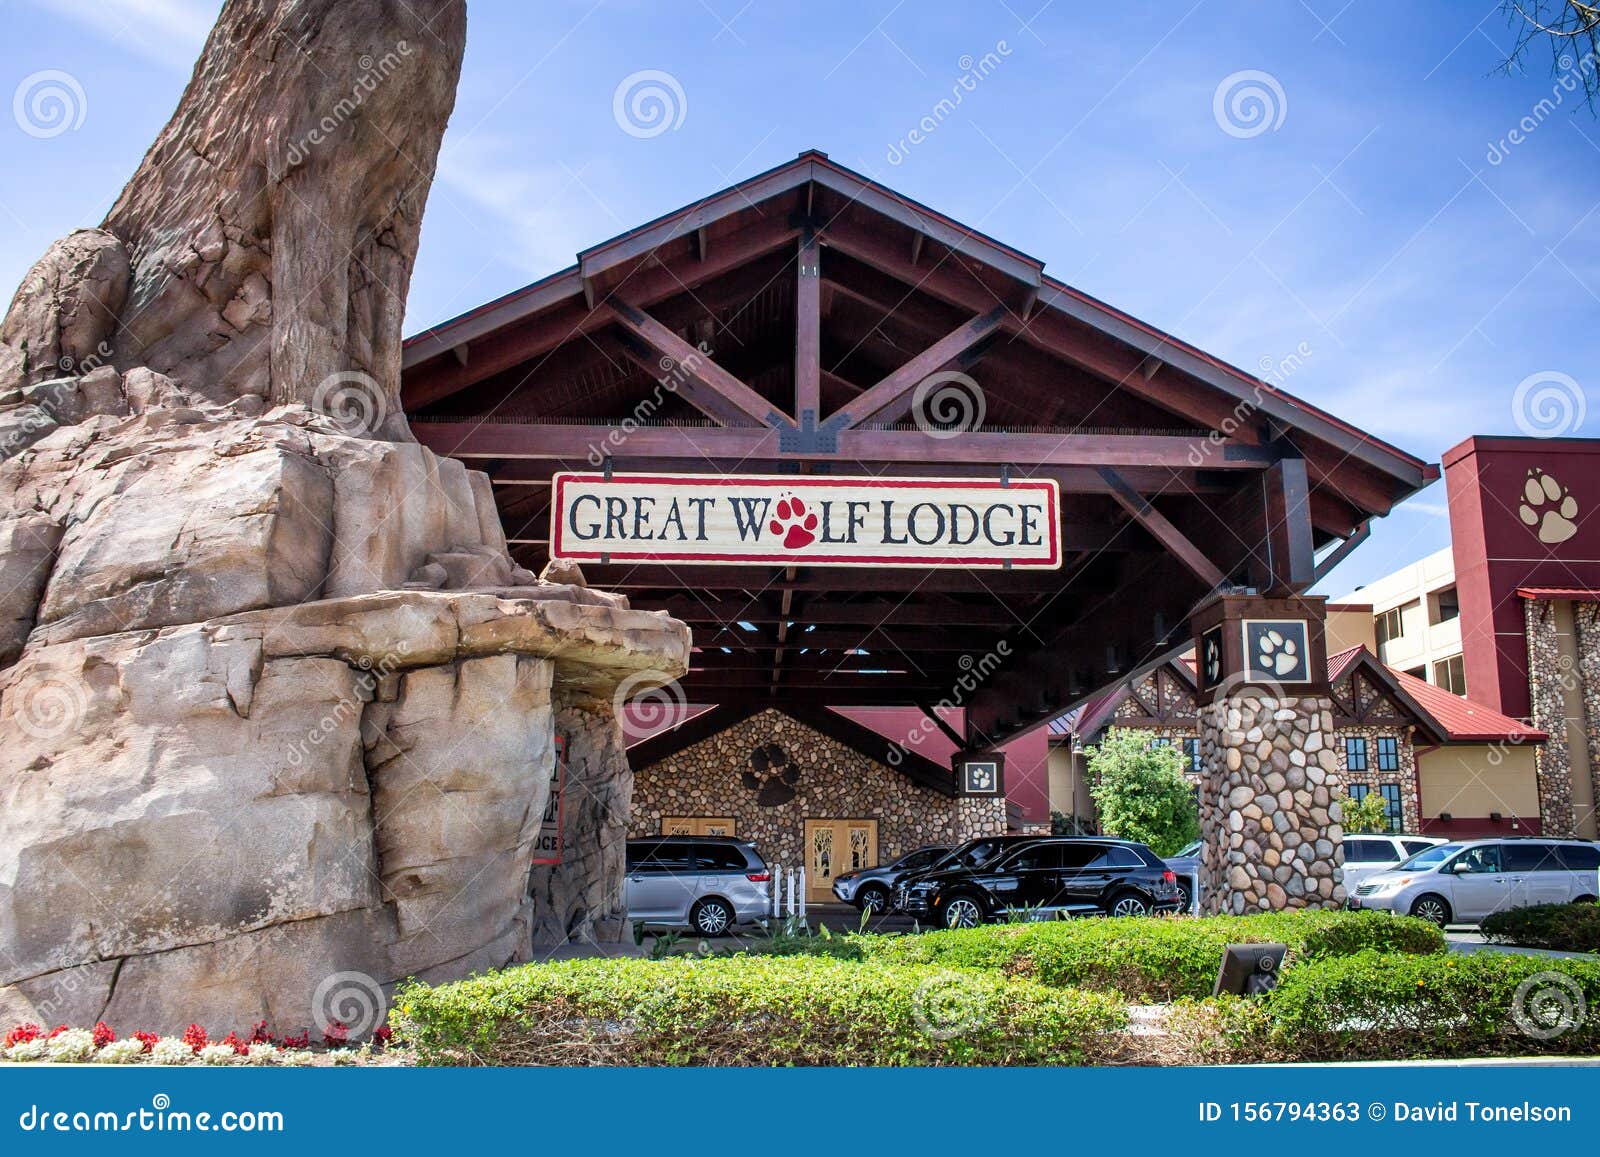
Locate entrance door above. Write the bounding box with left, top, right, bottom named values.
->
left=662, top=816, right=736, bottom=836
left=804, top=819, right=878, bottom=904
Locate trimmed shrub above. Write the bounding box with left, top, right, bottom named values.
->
left=860, top=910, right=1445, bottom=1001
left=1264, top=949, right=1600, bottom=1059
left=1480, top=903, right=1600, bottom=954
left=392, top=955, right=1126, bottom=1066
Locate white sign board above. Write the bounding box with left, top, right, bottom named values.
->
left=550, top=472, right=1061, bottom=569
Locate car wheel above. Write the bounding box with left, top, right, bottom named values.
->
left=1408, top=894, right=1451, bottom=927
left=942, top=894, right=984, bottom=929
left=1107, top=890, right=1149, bottom=918
left=1177, top=880, right=1194, bottom=911
left=858, top=885, right=891, bottom=914
left=690, top=898, right=734, bottom=937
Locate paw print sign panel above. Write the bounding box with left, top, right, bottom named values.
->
left=550, top=472, right=1061, bottom=569
left=1242, top=620, right=1311, bottom=683
left=959, top=760, right=1000, bottom=795
left=1518, top=467, right=1580, bottom=547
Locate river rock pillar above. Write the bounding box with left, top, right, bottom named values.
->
left=1193, top=594, right=1344, bottom=914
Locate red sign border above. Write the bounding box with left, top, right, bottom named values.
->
left=549, top=472, right=1061, bottom=569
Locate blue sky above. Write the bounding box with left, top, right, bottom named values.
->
left=4, top=0, right=1598, bottom=593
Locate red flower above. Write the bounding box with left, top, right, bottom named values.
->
left=91, top=1022, right=115, bottom=1048
left=322, top=1020, right=349, bottom=1048
left=181, top=1023, right=208, bottom=1054
left=280, top=1030, right=309, bottom=1049
left=132, top=1031, right=159, bottom=1054
left=372, top=1024, right=392, bottom=1047
left=46, top=1024, right=69, bottom=1039
left=3, top=1024, right=42, bottom=1049
left=248, top=1020, right=274, bottom=1045
left=220, top=1031, right=249, bottom=1056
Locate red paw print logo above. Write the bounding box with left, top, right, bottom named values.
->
left=769, top=496, right=818, bottom=549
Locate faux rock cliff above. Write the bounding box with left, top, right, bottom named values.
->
left=0, top=0, right=688, bottom=1034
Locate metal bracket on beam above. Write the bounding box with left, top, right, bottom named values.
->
left=776, top=408, right=850, bottom=453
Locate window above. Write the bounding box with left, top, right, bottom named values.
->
left=1348, top=783, right=1369, bottom=802
left=1344, top=838, right=1392, bottom=863
left=1376, top=735, right=1399, bottom=772
left=1402, top=840, right=1439, bottom=857
left=1058, top=843, right=1105, bottom=869
left=1150, top=736, right=1172, bottom=748
left=1183, top=737, right=1202, bottom=773
left=1378, top=784, right=1402, bottom=833
left=1450, top=844, right=1501, bottom=873
left=1376, top=606, right=1405, bottom=645
left=1555, top=844, right=1600, bottom=871
left=694, top=844, right=752, bottom=872
left=1503, top=843, right=1560, bottom=873
left=1007, top=846, right=1065, bottom=871
left=1086, top=845, right=1144, bottom=870
left=1429, top=586, right=1460, bottom=625
left=897, top=847, right=942, bottom=870
left=1345, top=737, right=1369, bottom=771
left=1433, top=655, right=1467, bottom=696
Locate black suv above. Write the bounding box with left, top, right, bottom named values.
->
left=898, top=837, right=1184, bottom=928
left=890, top=834, right=1046, bottom=912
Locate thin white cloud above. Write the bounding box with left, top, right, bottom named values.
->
left=28, top=0, right=218, bottom=72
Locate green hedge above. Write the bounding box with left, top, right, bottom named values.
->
left=1480, top=903, right=1600, bottom=954
left=392, top=955, right=1126, bottom=1066
left=859, top=910, right=1446, bottom=1001
left=1170, top=951, right=1600, bottom=1062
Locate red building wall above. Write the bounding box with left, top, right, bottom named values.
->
left=1444, top=436, right=1600, bottom=721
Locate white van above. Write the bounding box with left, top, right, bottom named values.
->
left=1349, top=838, right=1600, bottom=926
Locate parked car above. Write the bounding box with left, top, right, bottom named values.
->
left=1341, top=833, right=1448, bottom=891
left=1163, top=840, right=1203, bottom=912
left=831, top=844, right=950, bottom=912
left=897, top=837, right=1184, bottom=928
left=625, top=836, right=771, bottom=936
left=890, top=834, right=1048, bottom=911
left=1347, top=837, right=1600, bottom=926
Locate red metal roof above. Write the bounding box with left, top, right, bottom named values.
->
left=1326, top=643, right=1367, bottom=684
left=1388, top=666, right=1545, bottom=743
left=1517, top=587, right=1600, bottom=603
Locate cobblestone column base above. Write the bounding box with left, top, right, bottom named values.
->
left=953, top=796, right=1007, bottom=840
left=1200, top=693, right=1345, bottom=914
left=1571, top=603, right=1600, bottom=828
left=1525, top=599, right=1577, bottom=837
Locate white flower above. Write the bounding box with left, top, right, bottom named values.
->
left=5, top=1038, right=48, bottom=1062
left=46, top=1028, right=95, bottom=1062
left=148, top=1037, right=194, bottom=1065
left=95, top=1039, right=147, bottom=1064
left=197, top=1043, right=237, bottom=1065
left=276, top=1048, right=315, bottom=1067
left=243, top=1043, right=279, bottom=1066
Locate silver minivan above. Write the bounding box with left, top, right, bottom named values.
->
left=1349, top=838, right=1600, bottom=926
left=625, top=836, right=771, bottom=936
left=1341, top=833, right=1448, bottom=891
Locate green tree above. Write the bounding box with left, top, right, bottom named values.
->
left=1336, top=790, right=1389, bottom=835
left=1083, top=728, right=1201, bottom=857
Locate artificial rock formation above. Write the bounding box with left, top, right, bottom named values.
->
left=0, top=0, right=689, bottom=1033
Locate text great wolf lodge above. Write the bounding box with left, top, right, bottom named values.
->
left=550, top=472, right=1061, bottom=568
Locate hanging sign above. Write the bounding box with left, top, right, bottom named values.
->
left=549, top=472, right=1061, bottom=569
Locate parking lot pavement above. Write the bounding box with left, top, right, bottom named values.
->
left=1445, top=930, right=1597, bottom=958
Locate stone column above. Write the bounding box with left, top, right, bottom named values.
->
left=1192, top=593, right=1344, bottom=914
left=1525, top=598, right=1578, bottom=837
left=952, top=753, right=1008, bottom=838
left=1199, top=692, right=1343, bottom=914
left=1573, top=603, right=1600, bottom=830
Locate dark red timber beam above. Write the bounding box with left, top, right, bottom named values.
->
left=795, top=230, right=821, bottom=424
left=828, top=306, right=1008, bottom=428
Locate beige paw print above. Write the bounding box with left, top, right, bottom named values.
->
left=1518, top=468, right=1579, bottom=545
left=1257, top=628, right=1299, bottom=676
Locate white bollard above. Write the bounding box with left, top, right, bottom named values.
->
left=798, top=868, right=807, bottom=922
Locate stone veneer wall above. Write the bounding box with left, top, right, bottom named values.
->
left=1525, top=599, right=1578, bottom=837
left=1571, top=603, right=1600, bottom=830
left=954, top=796, right=1008, bottom=839
left=1333, top=725, right=1419, bottom=833
left=631, top=708, right=960, bottom=868
left=1198, top=693, right=1345, bottom=914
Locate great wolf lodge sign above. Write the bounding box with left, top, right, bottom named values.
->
left=551, top=472, right=1062, bottom=569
